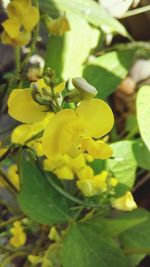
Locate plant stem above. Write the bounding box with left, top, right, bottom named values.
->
left=0, top=214, right=26, bottom=229
left=133, top=172, right=150, bottom=192
left=0, top=168, right=19, bottom=194
left=122, top=5, right=150, bottom=18
left=1, top=251, right=27, bottom=267
left=15, top=47, right=21, bottom=81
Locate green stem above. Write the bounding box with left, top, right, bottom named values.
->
left=1, top=251, right=27, bottom=267
left=51, top=87, right=61, bottom=112
left=0, top=168, right=19, bottom=194
left=122, top=5, right=150, bottom=18
left=46, top=173, right=101, bottom=208
left=0, top=244, right=14, bottom=253
left=15, top=47, right=21, bottom=79
left=133, top=172, right=150, bottom=192
left=0, top=214, right=25, bottom=229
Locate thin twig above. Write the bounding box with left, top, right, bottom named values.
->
left=133, top=172, right=150, bottom=192
left=0, top=214, right=26, bottom=229
left=0, top=168, right=19, bottom=194
left=122, top=5, right=150, bottom=18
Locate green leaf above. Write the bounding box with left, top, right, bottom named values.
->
left=40, top=0, right=129, bottom=37
left=62, top=222, right=129, bottom=267
left=137, top=85, right=150, bottom=151
left=106, top=208, right=149, bottom=237
left=45, top=12, right=99, bottom=79
left=120, top=210, right=150, bottom=251
left=132, top=139, right=150, bottom=171
left=83, top=209, right=148, bottom=238
left=107, top=141, right=137, bottom=189
left=18, top=150, right=70, bottom=225
left=83, top=50, right=134, bottom=99
left=119, top=209, right=150, bottom=266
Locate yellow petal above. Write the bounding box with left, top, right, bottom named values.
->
left=112, top=192, right=137, bottom=211
left=2, top=18, right=21, bottom=39
left=12, top=31, right=31, bottom=46
left=94, top=171, right=108, bottom=192
left=35, top=78, right=49, bottom=92
left=11, top=124, right=33, bottom=145
left=49, top=227, right=60, bottom=242
left=110, top=178, right=118, bottom=187
left=1, top=31, right=31, bottom=46
left=81, top=137, right=113, bottom=159
left=8, top=89, right=46, bottom=123
left=42, top=109, right=77, bottom=159
left=22, top=6, right=39, bottom=32
left=69, top=154, right=86, bottom=174
left=76, top=98, right=114, bottom=138
left=11, top=112, right=52, bottom=145
left=46, top=15, right=70, bottom=36
left=77, top=179, right=97, bottom=197
left=77, top=166, right=94, bottom=180
left=7, top=0, right=31, bottom=17
left=54, top=81, right=66, bottom=94
left=28, top=140, right=43, bottom=157
left=55, top=166, right=74, bottom=180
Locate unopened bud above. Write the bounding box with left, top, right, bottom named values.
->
left=72, top=77, right=97, bottom=99
left=45, top=15, right=70, bottom=36
left=43, top=76, right=51, bottom=86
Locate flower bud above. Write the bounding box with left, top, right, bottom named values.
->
left=45, top=15, right=70, bottom=36
left=111, top=191, right=137, bottom=211
left=72, top=77, right=97, bottom=99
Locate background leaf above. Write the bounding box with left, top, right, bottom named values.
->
left=45, top=12, right=99, bottom=79
left=137, top=85, right=150, bottom=151
left=107, top=141, right=137, bottom=189
left=40, top=0, right=129, bottom=37
left=132, top=139, right=150, bottom=171
left=18, top=150, right=70, bottom=225
left=83, top=50, right=134, bottom=99
left=119, top=210, right=150, bottom=266
left=62, top=222, right=129, bottom=267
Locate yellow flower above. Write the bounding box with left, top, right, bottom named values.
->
left=7, top=164, right=20, bottom=190
left=8, top=80, right=114, bottom=160
left=45, top=15, right=70, bottom=36
left=43, top=98, right=114, bottom=159
left=9, top=221, right=26, bottom=248
left=49, top=226, right=60, bottom=242
left=1, top=0, right=39, bottom=46
left=112, top=191, right=137, bottom=211
left=43, top=154, right=86, bottom=180
left=77, top=169, right=118, bottom=197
